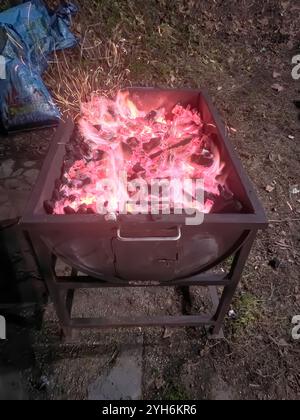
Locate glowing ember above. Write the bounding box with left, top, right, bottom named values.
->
left=48, top=90, right=239, bottom=216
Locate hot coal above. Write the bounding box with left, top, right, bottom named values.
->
left=126, top=137, right=139, bottom=148
left=82, top=177, right=92, bottom=186
left=211, top=198, right=243, bottom=214
left=133, top=163, right=145, bottom=173
left=143, top=137, right=161, bottom=153
left=145, top=110, right=157, bottom=121
left=191, top=153, right=213, bottom=167
left=64, top=206, right=76, bottom=214
left=47, top=91, right=242, bottom=216
left=121, top=142, right=133, bottom=158
left=93, top=150, right=105, bottom=161
left=52, top=189, right=60, bottom=201
left=44, top=200, right=55, bottom=214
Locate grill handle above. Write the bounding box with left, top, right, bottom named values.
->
left=117, top=227, right=182, bottom=242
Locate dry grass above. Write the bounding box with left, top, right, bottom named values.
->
left=44, top=0, right=296, bottom=118
left=44, top=0, right=231, bottom=116
left=2, top=0, right=297, bottom=118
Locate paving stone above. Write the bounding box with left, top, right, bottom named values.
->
left=4, top=179, right=31, bottom=192
left=0, top=159, right=15, bottom=179
left=0, top=190, right=30, bottom=220
left=0, top=201, right=17, bottom=220
left=23, top=169, right=39, bottom=185
left=23, top=161, right=36, bottom=168
left=12, top=169, right=24, bottom=177
left=88, top=342, right=143, bottom=400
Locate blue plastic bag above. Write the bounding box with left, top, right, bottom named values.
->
left=0, top=0, right=78, bottom=132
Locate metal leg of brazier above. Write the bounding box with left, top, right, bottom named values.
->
left=27, top=230, right=258, bottom=341
left=211, top=231, right=257, bottom=335
left=31, top=235, right=73, bottom=339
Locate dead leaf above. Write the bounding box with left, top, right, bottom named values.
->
left=266, top=185, right=275, bottom=193
left=281, top=1, right=290, bottom=11
left=163, top=328, right=173, bottom=339
left=259, top=17, right=269, bottom=26
left=273, top=71, right=281, bottom=79
left=170, top=74, right=176, bottom=83
left=268, top=153, right=276, bottom=162
left=278, top=338, right=290, bottom=347
left=272, top=83, right=284, bottom=92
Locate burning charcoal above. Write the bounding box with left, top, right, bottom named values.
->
left=55, top=95, right=246, bottom=220
left=55, top=179, right=61, bottom=190
left=121, top=142, right=133, bottom=158
left=150, top=137, right=193, bottom=160
left=82, top=177, right=92, bottom=186
left=87, top=207, right=95, bottom=214
left=81, top=143, right=91, bottom=156
left=44, top=200, right=55, bottom=214
left=74, top=152, right=83, bottom=160
left=145, top=110, right=157, bottom=121
left=133, top=163, right=145, bottom=173
left=204, top=191, right=218, bottom=202
left=191, top=153, right=213, bottom=167
left=201, top=123, right=209, bottom=136
left=128, top=173, right=138, bottom=182
left=107, top=106, right=116, bottom=119
left=61, top=175, right=69, bottom=185
left=73, top=147, right=83, bottom=160
left=70, top=179, right=83, bottom=189
left=69, top=194, right=76, bottom=203
left=169, top=137, right=194, bottom=150
left=64, top=206, right=76, bottom=214
left=211, top=198, right=243, bottom=214
left=127, top=137, right=139, bottom=148
left=77, top=204, right=88, bottom=214
left=149, top=149, right=163, bottom=160
left=143, top=137, right=161, bottom=153
left=52, top=189, right=60, bottom=201
left=65, top=144, right=73, bottom=154
left=218, top=185, right=234, bottom=201
left=93, top=150, right=105, bottom=161
left=64, top=152, right=73, bottom=162
left=63, top=163, right=73, bottom=174
left=202, top=123, right=215, bottom=136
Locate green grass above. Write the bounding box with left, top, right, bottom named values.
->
left=233, top=293, right=262, bottom=336
left=162, top=384, right=189, bottom=401
left=45, top=0, right=230, bottom=113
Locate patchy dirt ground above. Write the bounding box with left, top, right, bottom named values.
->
left=0, top=0, right=300, bottom=400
